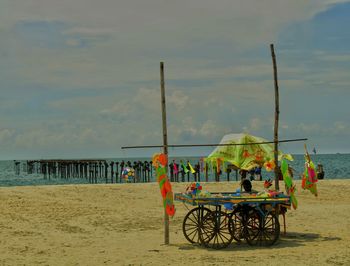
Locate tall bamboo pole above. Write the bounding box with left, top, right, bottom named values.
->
left=160, top=62, right=170, bottom=244
left=270, top=44, right=280, bottom=191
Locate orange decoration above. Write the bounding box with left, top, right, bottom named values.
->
left=216, top=158, right=221, bottom=174
left=242, top=149, right=250, bottom=158
left=153, top=153, right=175, bottom=217
left=158, top=153, right=168, bottom=167
left=255, top=150, right=264, bottom=161
left=264, top=160, right=276, bottom=172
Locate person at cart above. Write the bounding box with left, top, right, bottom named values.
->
left=240, top=177, right=258, bottom=194
left=239, top=169, right=247, bottom=180
left=248, top=168, right=255, bottom=181
left=242, top=178, right=252, bottom=192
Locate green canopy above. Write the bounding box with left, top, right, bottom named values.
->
left=206, top=133, right=293, bottom=170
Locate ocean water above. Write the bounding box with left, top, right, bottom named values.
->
left=1, top=154, right=349, bottom=187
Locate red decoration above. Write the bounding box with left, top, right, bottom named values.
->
left=255, top=150, right=264, bottom=161
left=242, top=149, right=250, bottom=158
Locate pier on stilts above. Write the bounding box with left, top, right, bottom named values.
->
left=24, top=159, right=154, bottom=184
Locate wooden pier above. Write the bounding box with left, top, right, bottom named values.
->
left=25, top=159, right=153, bottom=184
left=14, top=159, right=240, bottom=184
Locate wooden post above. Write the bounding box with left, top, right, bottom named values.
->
left=270, top=44, right=280, bottom=191
left=160, top=62, right=170, bottom=245
left=110, top=161, right=114, bottom=183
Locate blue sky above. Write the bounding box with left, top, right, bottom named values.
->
left=0, top=0, right=350, bottom=160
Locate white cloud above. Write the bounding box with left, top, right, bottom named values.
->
left=248, top=118, right=264, bottom=131
left=65, top=38, right=81, bottom=47
left=318, top=54, right=350, bottom=62
left=0, top=128, right=15, bottom=143
left=1, top=0, right=349, bottom=158
left=333, top=121, right=349, bottom=133
left=199, top=120, right=222, bottom=138
left=167, top=91, right=190, bottom=111
left=1, top=0, right=347, bottom=90
left=294, top=121, right=350, bottom=136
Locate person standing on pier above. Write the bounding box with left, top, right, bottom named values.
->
left=169, top=160, right=174, bottom=182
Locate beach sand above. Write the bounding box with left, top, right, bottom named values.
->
left=0, top=179, right=349, bottom=265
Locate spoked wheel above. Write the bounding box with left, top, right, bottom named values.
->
left=199, top=210, right=234, bottom=249
left=228, top=207, right=245, bottom=243
left=244, top=209, right=261, bottom=246
left=182, top=207, right=212, bottom=244
left=259, top=213, right=280, bottom=246
left=245, top=210, right=280, bottom=246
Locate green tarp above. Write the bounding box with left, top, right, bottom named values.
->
left=206, top=133, right=293, bottom=170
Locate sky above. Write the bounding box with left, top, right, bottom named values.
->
left=0, top=0, right=350, bottom=160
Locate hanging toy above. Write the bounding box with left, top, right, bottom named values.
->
left=281, top=159, right=298, bottom=209
left=264, top=179, right=273, bottom=189
left=188, top=161, right=196, bottom=174
left=301, top=144, right=318, bottom=197
left=173, top=162, right=178, bottom=175
left=152, top=153, right=176, bottom=216
left=264, top=159, right=276, bottom=172
left=181, top=160, right=189, bottom=174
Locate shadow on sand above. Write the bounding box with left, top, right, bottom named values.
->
left=174, top=231, right=342, bottom=251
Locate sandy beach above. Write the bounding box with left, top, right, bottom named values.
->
left=0, top=179, right=349, bottom=266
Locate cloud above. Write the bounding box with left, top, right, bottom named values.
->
left=317, top=54, right=350, bottom=62
left=293, top=121, right=350, bottom=136
left=0, top=128, right=15, bottom=143
left=1, top=0, right=350, bottom=158
left=2, top=1, right=347, bottom=89
left=65, top=38, right=81, bottom=47
left=167, top=91, right=190, bottom=110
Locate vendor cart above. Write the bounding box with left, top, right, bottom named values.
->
left=175, top=192, right=291, bottom=249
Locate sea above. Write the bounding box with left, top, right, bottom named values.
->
left=1, top=153, right=349, bottom=187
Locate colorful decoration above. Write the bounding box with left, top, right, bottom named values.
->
left=173, top=162, right=178, bottom=175
left=121, top=167, right=135, bottom=182
left=187, top=182, right=202, bottom=196
left=264, top=179, right=273, bottom=189
left=256, top=190, right=282, bottom=198
left=301, top=146, right=318, bottom=197
left=181, top=160, right=189, bottom=174
left=281, top=159, right=298, bottom=209
left=188, top=162, right=196, bottom=174
left=206, top=133, right=293, bottom=171
left=186, top=182, right=211, bottom=198
left=216, top=158, right=222, bottom=174
left=242, top=149, right=250, bottom=158
left=152, top=153, right=176, bottom=216
left=255, top=149, right=264, bottom=162
left=264, top=159, right=276, bottom=172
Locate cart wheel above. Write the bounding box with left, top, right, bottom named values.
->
left=260, top=213, right=280, bottom=246
left=182, top=207, right=212, bottom=244
left=199, top=210, right=234, bottom=249
left=244, top=209, right=261, bottom=246
left=228, top=207, right=245, bottom=243
left=245, top=211, right=280, bottom=246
